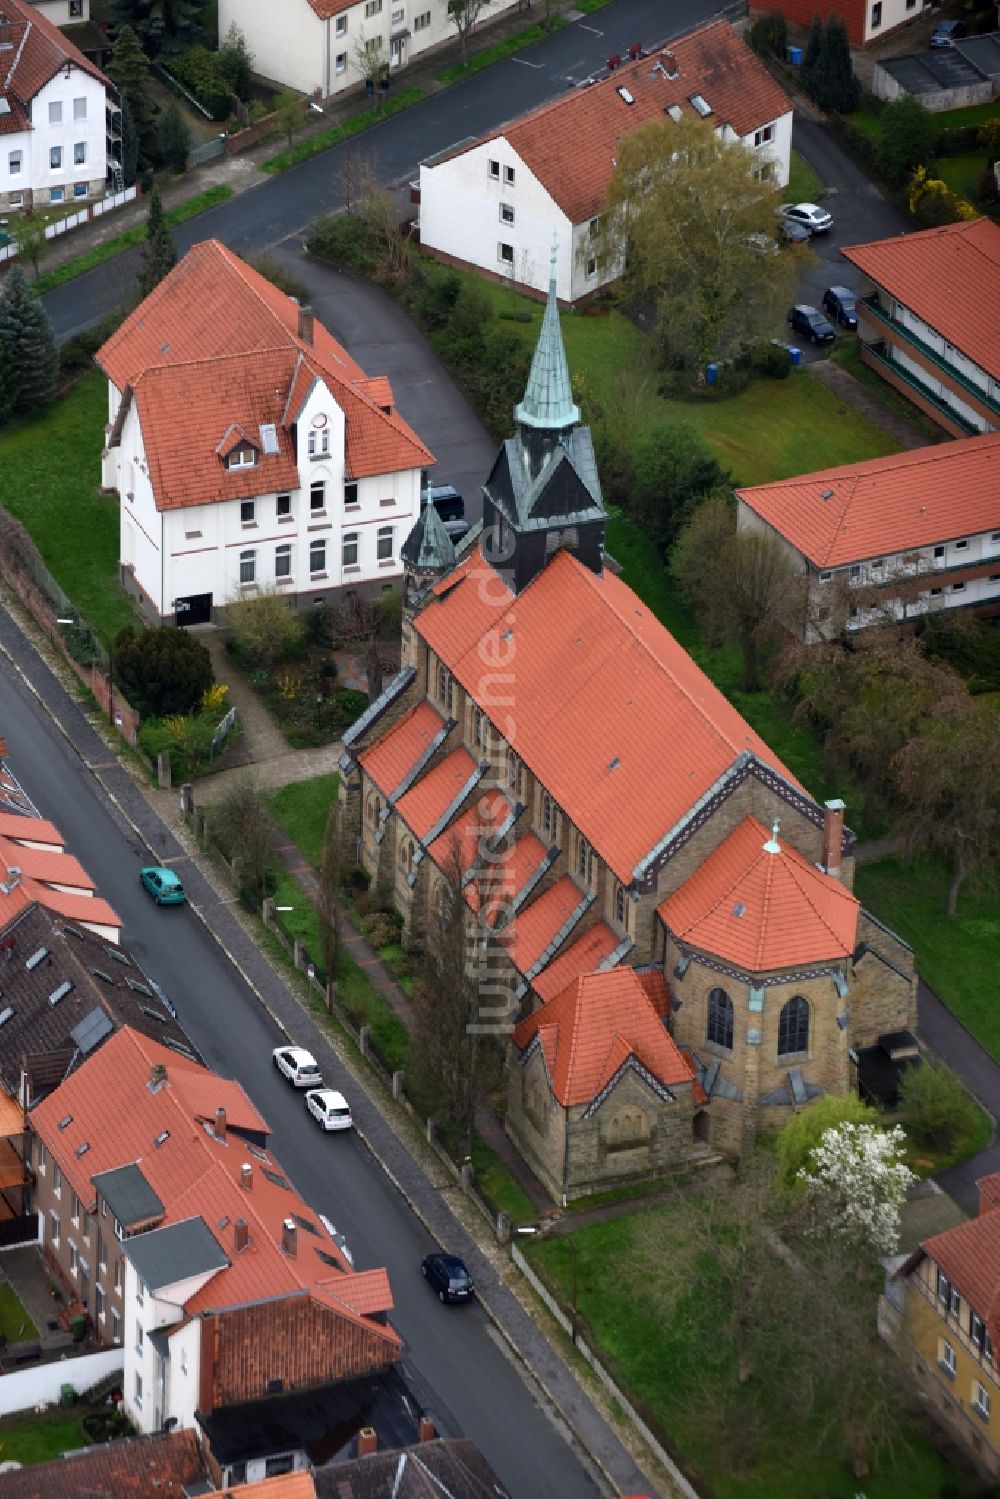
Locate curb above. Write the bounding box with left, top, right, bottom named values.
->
left=0, top=618, right=653, bottom=1499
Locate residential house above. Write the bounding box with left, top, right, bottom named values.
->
left=313, top=1438, right=511, bottom=1498
left=0, top=1429, right=210, bottom=1499
left=26, top=0, right=111, bottom=68
left=0, top=804, right=120, bottom=940
left=896, top=1174, right=1000, bottom=1477
left=736, top=431, right=1000, bottom=635
left=841, top=218, right=1000, bottom=437
left=417, top=21, right=793, bottom=303
left=95, top=240, right=434, bottom=625
left=338, top=265, right=918, bottom=1179
left=217, top=0, right=521, bottom=104
left=29, top=1026, right=402, bottom=1485
left=0, top=0, right=109, bottom=213
left=750, top=0, right=933, bottom=49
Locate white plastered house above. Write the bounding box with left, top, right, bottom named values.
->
left=0, top=0, right=108, bottom=211
left=95, top=239, right=433, bottom=625
left=418, top=19, right=794, bottom=303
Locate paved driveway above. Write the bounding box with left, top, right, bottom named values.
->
left=272, top=247, right=496, bottom=521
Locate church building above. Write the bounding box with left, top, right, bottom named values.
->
left=337, top=256, right=917, bottom=1201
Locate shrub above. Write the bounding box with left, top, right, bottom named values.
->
left=366, top=912, right=400, bottom=948
left=306, top=213, right=379, bottom=275
left=878, top=95, right=938, bottom=189
left=225, top=586, right=305, bottom=669
left=751, top=341, right=792, bottom=379
left=344, top=864, right=372, bottom=893
left=628, top=422, right=729, bottom=556
left=934, top=123, right=983, bottom=156
left=244, top=252, right=309, bottom=303
left=898, top=1060, right=983, bottom=1153
left=748, top=12, right=787, bottom=58
left=775, top=1093, right=880, bottom=1196
left=978, top=118, right=1000, bottom=153
left=908, top=165, right=976, bottom=227
left=113, top=624, right=214, bottom=718
left=209, top=779, right=276, bottom=901
left=977, top=163, right=999, bottom=205
left=170, top=44, right=232, bottom=121
left=59, top=312, right=125, bottom=377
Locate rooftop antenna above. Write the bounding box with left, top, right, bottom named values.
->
left=763, top=820, right=781, bottom=854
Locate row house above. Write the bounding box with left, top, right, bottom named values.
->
left=0, top=0, right=108, bottom=213
left=96, top=239, right=433, bottom=626
left=418, top=21, right=793, bottom=304
left=217, top=0, right=521, bottom=104
left=29, top=1026, right=401, bottom=1484
left=338, top=267, right=918, bottom=1194
left=842, top=218, right=1000, bottom=438
left=0, top=803, right=120, bottom=939
left=736, top=431, right=1000, bottom=636
left=895, top=1174, right=1000, bottom=1478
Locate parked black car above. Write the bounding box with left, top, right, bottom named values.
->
left=821, top=286, right=858, bottom=329
left=930, top=18, right=967, bottom=46
left=788, top=304, right=836, bottom=345
left=422, top=482, right=465, bottom=523
left=422, top=1253, right=475, bottom=1304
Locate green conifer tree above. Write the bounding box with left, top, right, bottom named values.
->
left=136, top=187, right=177, bottom=300
left=110, top=0, right=205, bottom=59
left=800, top=14, right=823, bottom=97
left=0, top=267, right=59, bottom=414
left=119, top=94, right=139, bottom=187
left=106, top=25, right=157, bottom=162
left=0, top=326, right=18, bottom=426
left=822, top=17, right=861, bottom=113
left=158, top=102, right=191, bottom=174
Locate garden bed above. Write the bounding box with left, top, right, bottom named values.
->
left=226, top=636, right=367, bottom=749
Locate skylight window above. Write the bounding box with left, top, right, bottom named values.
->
left=59, top=1115, right=73, bottom=1130
left=125, top=978, right=153, bottom=997
left=25, top=948, right=48, bottom=971
left=49, top=981, right=73, bottom=1007
left=732, top=902, right=746, bottom=918
left=90, top=968, right=115, bottom=984
left=263, top=1167, right=291, bottom=1190
left=0, top=1007, right=13, bottom=1029
left=616, top=86, right=635, bottom=104
left=315, top=1248, right=345, bottom=1270
left=666, top=103, right=683, bottom=122
left=75, top=1142, right=90, bottom=1158
left=689, top=93, right=712, bottom=117
left=260, top=423, right=280, bottom=455
left=104, top=946, right=130, bottom=966
left=154, top=1130, right=169, bottom=1148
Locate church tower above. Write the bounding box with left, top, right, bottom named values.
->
left=399, top=494, right=456, bottom=668
left=481, top=244, right=607, bottom=596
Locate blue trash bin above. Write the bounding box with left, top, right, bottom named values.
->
left=787, top=45, right=803, bottom=64
left=706, top=363, right=718, bottom=384
left=788, top=346, right=801, bottom=366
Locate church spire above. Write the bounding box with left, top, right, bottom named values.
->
left=401, top=493, right=456, bottom=573
left=513, top=240, right=581, bottom=433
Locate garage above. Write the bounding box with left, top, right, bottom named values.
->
left=174, top=593, right=213, bottom=626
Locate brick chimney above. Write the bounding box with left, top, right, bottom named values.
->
left=297, top=303, right=314, bottom=345
left=149, top=1062, right=167, bottom=1089
left=215, top=1106, right=226, bottom=1140
left=234, top=1217, right=249, bottom=1252
left=418, top=1415, right=436, bottom=1443
left=357, top=1427, right=378, bottom=1457
left=282, top=1217, right=297, bottom=1257
left=241, top=1163, right=252, bottom=1190
left=822, top=799, right=846, bottom=880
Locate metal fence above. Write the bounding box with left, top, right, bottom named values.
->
left=189, top=135, right=227, bottom=167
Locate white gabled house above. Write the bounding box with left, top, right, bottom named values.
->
left=95, top=239, right=434, bottom=625
left=0, top=0, right=108, bottom=212
left=217, top=0, right=521, bottom=103
left=418, top=19, right=794, bottom=304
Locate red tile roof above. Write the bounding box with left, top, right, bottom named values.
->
left=0, top=1429, right=207, bottom=1499
left=31, top=1028, right=399, bottom=1346
left=979, top=1174, right=1000, bottom=1216
left=737, top=431, right=1000, bottom=568
left=0, top=812, right=64, bottom=848
left=531, top=920, right=622, bottom=1004
left=659, top=816, right=858, bottom=971
left=96, top=240, right=433, bottom=507
left=307, top=0, right=355, bottom=16
left=0, top=0, right=107, bottom=111
left=510, top=874, right=588, bottom=976
left=917, top=1206, right=1000, bottom=1359
left=442, top=21, right=790, bottom=223
left=514, top=966, right=697, bottom=1106
left=358, top=701, right=446, bottom=797
left=466, top=830, right=549, bottom=929
left=426, top=787, right=511, bottom=878
left=395, top=747, right=478, bottom=841
left=841, top=218, right=1000, bottom=383
left=417, top=547, right=805, bottom=883
left=0, top=838, right=94, bottom=891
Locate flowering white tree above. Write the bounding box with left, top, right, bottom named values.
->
left=799, top=1121, right=915, bottom=1255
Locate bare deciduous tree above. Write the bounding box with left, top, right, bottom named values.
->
left=210, top=777, right=276, bottom=903
left=447, top=0, right=491, bottom=65
left=334, top=587, right=402, bottom=703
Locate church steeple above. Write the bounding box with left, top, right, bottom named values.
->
left=514, top=243, right=581, bottom=433
left=400, top=494, right=457, bottom=668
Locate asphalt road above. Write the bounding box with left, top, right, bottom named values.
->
left=0, top=638, right=605, bottom=1498
left=42, top=0, right=730, bottom=342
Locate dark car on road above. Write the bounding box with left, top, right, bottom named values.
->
left=930, top=18, right=967, bottom=46
left=422, top=483, right=464, bottom=523
left=822, top=286, right=858, bottom=329
left=422, top=1252, right=475, bottom=1304
left=776, top=218, right=812, bottom=245
left=788, top=304, right=837, bottom=345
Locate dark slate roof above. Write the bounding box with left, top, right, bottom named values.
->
left=199, top=1366, right=421, bottom=1466
left=123, top=1216, right=228, bottom=1292
left=0, top=1428, right=207, bottom=1498
left=314, top=1439, right=511, bottom=1499
left=486, top=425, right=604, bottom=534
left=91, top=1162, right=164, bottom=1229
left=401, top=498, right=457, bottom=571
left=0, top=903, right=200, bottom=1099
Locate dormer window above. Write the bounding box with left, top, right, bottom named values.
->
left=227, top=445, right=257, bottom=470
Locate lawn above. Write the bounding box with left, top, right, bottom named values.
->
left=437, top=18, right=568, bottom=84
left=268, top=774, right=339, bottom=868
left=0, top=1283, right=37, bottom=1344
left=527, top=1209, right=970, bottom=1499
left=934, top=150, right=987, bottom=201
left=445, top=266, right=900, bottom=487
left=785, top=148, right=823, bottom=204
left=0, top=1411, right=91, bottom=1466
left=0, top=367, right=137, bottom=643
left=929, top=100, right=1000, bottom=131
left=855, top=856, right=1000, bottom=1062
left=469, top=1135, right=537, bottom=1222
left=829, top=336, right=945, bottom=445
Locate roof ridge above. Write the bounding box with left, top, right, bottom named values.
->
left=740, top=431, right=1000, bottom=493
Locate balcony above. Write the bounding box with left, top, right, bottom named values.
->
left=861, top=299, right=1000, bottom=422
left=862, top=340, right=981, bottom=436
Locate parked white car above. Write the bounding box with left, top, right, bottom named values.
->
left=272, top=1046, right=322, bottom=1087
left=305, top=1087, right=353, bottom=1131
left=776, top=201, right=833, bottom=235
